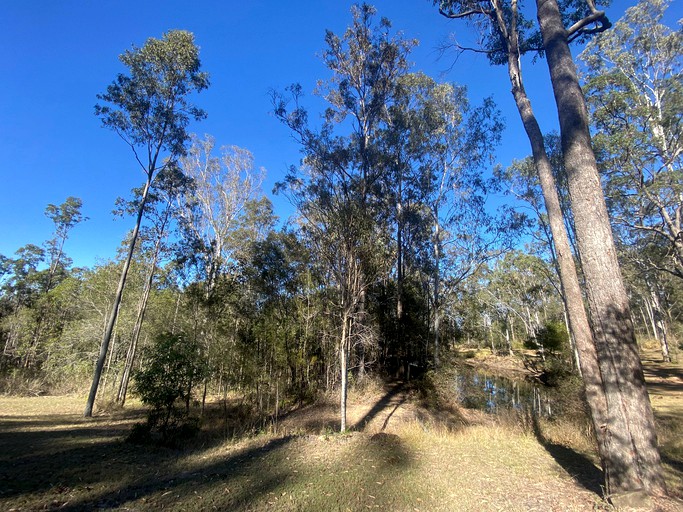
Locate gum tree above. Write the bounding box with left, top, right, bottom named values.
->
left=84, top=30, right=209, bottom=417
left=581, top=0, right=683, bottom=279
left=537, top=0, right=666, bottom=494
left=274, top=4, right=414, bottom=431
left=581, top=0, right=682, bottom=363
left=436, top=0, right=666, bottom=497
left=178, top=134, right=265, bottom=299
left=26, top=197, right=86, bottom=368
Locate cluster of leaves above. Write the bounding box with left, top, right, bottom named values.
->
left=130, top=332, right=207, bottom=446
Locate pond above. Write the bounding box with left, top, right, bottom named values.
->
left=454, top=366, right=554, bottom=417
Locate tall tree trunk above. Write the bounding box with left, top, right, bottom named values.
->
left=644, top=298, right=659, bottom=342
left=504, top=319, right=513, bottom=356
left=339, top=309, right=350, bottom=432
left=84, top=177, right=152, bottom=417
left=639, top=305, right=653, bottom=339
left=172, top=290, right=181, bottom=335
left=117, top=208, right=171, bottom=405
left=563, top=307, right=581, bottom=376
left=396, top=168, right=404, bottom=323
left=646, top=282, right=671, bottom=363
left=433, top=215, right=441, bottom=367
left=493, top=0, right=611, bottom=490
left=536, top=0, right=666, bottom=496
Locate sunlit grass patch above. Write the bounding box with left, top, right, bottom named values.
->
left=2, top=360, right=682, bottom=511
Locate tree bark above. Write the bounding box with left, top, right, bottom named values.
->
left=646, top=282, right=671, bottom=363
left=116, top=249, right=157, bottom=405
left=339, top=309, right=350, bottom=432
left=433, top=217, right=441, bottom=367
left=536, top=0, right=667, bottom=496
left=84, top=177, right=152, bottom=417
left=491, top=0, right=613, bottom=493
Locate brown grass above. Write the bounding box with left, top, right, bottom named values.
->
left=1, top=357, right=681, bottom=511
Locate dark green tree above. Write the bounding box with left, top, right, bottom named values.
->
left=376, top=72, right=507, bottom=368
left=274, top=4, right=414, bottom=431
left=0, top=245, right=45, bottom=366
left=132, top=332, right=207, bottom=443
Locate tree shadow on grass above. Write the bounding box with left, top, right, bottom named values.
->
left=22, top=429, right=416, bottom=511
left=58, top=434, right=298, bottom=511
left=0, top=406, right=301, bottom=512
left=352, top=381, right=407, bottom=431
left=530, top=414, right=604, bottom=496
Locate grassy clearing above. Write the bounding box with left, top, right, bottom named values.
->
left=0, top=401, right=600, bottom=511
left=1, top=357, right=681, bottom=511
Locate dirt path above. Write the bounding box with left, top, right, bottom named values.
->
left=641, top=350, right=683, bottom=418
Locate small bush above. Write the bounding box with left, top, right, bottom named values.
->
left=132, top=332, right=208, bottom=446
left=126, top=422, right=154, bottom=445
left=525, top=322, right=569, bottom=355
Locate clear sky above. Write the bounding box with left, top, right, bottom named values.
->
left=1, top=0, right=677, bottom=268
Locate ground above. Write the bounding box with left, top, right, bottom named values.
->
left=0, top=351, right=681, bottom=511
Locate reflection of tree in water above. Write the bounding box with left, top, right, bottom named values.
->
left=455, top=368, right=553, bottom=417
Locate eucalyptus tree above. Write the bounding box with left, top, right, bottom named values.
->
left=238, top=229, right=320, bottom=405
left=178, top=134, right=265, bottom=298
left=21, top=198, right=87, bottom=369
left=498, top=134, right=577, bottom=261
left=43, top=197, right=87, bottom=293
left=538, top=0, right=666, bottom=494
left=85, top=30, right=209, bottom=418
left=1, top=246, right=45, bottom=308
left=497, top=138, right=585, bottom=367
left=115, top=166, right=190, bottom=405
left=434, top=1, right=603, bottom=452
left=382, top=73, right=505, bottom=367
left=175, top=135, right=268, bottom=407
left=580, top=0, right=683, bottom=280
left=274, top=4, right=414, bottom=431
left=0, top=245, right=45, bottom=363
left=483, top=252, right=564, bottom=356
left=436, top=0, right=666, bottom=496
left=620, top=245, right=674, bottom=362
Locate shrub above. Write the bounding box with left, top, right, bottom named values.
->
left=132, top=332, right=208, bottom=445
left=525, top=322, right=569, bottom=355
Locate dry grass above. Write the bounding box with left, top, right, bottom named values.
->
left=640, top=348, right=683, bottom=500
left=0, top=389, right=598, bottom=511
left=0, top=401, right=604, bottom=511
left=1, top=357, right=682, bottom=511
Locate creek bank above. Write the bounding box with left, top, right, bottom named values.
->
left=453, top=349, right=546, bottom=381
left=450, top=353, right=556, bottom=418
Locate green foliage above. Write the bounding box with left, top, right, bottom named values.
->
left=95, top=30, right=209, bottom=161
left=132, top=332, right=207, bottom=443
left=580, top=0, right=683, bottom=277
left=528, top=321, right=569, bottom=355
left=133, top=332, right=206, bottom=412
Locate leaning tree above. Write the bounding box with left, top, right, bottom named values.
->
left=84, top=30, right=209, bottom=417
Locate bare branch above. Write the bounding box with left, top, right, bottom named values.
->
left=438, top=7, right=492, bottom=19
left=567, top=10, right=612, bottom=42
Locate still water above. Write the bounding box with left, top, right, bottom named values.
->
left=454, top=366, right=553, bottom=417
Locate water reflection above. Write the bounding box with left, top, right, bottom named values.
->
left=455, top=367, right=553, bottom=417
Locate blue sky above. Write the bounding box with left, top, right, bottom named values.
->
left=1, top=0, right=677, bottom=268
